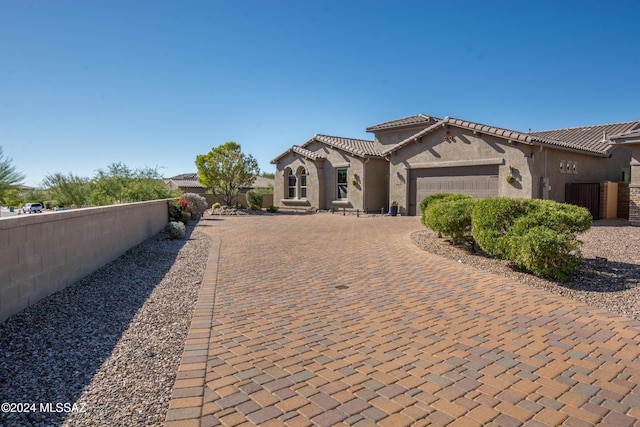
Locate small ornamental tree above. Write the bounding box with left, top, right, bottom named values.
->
left=195, top=142, right=260, bottom=206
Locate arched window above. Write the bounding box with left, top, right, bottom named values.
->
left=287, top=169, right=296, bottom=198
left=299, top=168, right=307, bottom=198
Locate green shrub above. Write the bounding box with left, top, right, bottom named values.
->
left=212, top=202, right=221, bottom=209
left=510, top=226, right=581, bottom=281
left=164, top=221, right=186, bottom=239
left=168, top=203, right=183, bottom=223
left=423, top=198, right=477, bottom=245
left=471, top=198, right=531, bottom=259
left=266, top=205, right=278, bottom=213
left=246, top=190, right=263, bottom=210
left=420, top=193, right=474, bottom=226
left=510, top=199, right=592, bottom=236
left=471, top=198, right=591, bottom=280
left=183, top=193, right=209, bottom=217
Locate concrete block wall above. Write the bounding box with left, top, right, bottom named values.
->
left=0, top=200, right=170, bottom=323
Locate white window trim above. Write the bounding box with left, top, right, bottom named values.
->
left=337, top=168, right=348, bottom=200
left=287, top=169, right=296, bottom=199
left=299, top=168, right=307, bottom=199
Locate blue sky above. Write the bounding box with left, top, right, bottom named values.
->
left=2, top=0, right=639, bottom=187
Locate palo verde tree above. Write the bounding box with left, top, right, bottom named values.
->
left=90, top=162, right=175, bottom=205
left=43, top=162, right=177, bottom=208
left=0, top=146, right=26, bottom=203
left=195, top=142, right=259, bottom=206
left=42, top=172, right=93, bottom=208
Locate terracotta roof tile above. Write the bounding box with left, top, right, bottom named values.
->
left=165, top=175, right=273, bottom=189
left=366, top=114, right=441, bottom=132
left=529, top=121, right=640, bottom=154
left=169, top=173, right=199, bottom=180
left=611, top=129, right=640, bottom=144
left=166, top=179, right=204, bottom=188
left=292, top=145, right=324, bottom=160
left=271, top=144, right=326, bottom=163
left=307, top=134, right=380, bottom=157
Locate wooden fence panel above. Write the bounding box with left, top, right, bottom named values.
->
left=565, top=183, right=600, bottom=219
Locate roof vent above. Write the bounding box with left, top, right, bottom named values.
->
left=603, top=130, right=608, bottom=142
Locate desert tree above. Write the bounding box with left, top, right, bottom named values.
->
left=195, top=142, right=259, bottom=206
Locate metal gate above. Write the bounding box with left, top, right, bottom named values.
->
left=565, top=183, right=600, bottom=219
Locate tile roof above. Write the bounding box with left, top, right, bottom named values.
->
left=168, top=173, right=199, bottom=180
left=166, top=178, right=204, bottom=188
left=270, top=144, right=326, bottom=163
left=165, top=175, right=273, bottom=189
left=611, top=129, right=640, bottom=144
left=305, top=134, right=380, bottom=158
left=366, top=114, right=441, bottom=132
left=292, top=145, right=324, bottom=160
left=529, top=121, right=640, bottom=154
left=382, top=115, right=640, bottom=157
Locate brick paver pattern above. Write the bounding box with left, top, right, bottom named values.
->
left=165, top=215, right=640, bottom=427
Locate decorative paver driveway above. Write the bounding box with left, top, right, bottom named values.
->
left=165, top=214, right=640, bottom=426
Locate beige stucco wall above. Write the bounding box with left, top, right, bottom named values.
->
left=388, top=126, right=534, bottom=215
left=364, top=158, right=389, bottom=213
left=0, top=200, right=169, bottom=323
left=528, top=146, right=631, bottom=202
left=372, top=127, right=429, bottom=152
left=274, top=142, right=379, bottom=211
left=274, top=152, right=318, bottom=210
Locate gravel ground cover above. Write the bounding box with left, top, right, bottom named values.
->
left=411, top=219, right=640, bottom=320
left=0, top=222, right=210, bottom=427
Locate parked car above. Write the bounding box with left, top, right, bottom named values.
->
left=22, top=203, right=43, bottom=213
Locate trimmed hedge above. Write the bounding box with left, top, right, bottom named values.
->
left=472, top=198, right=591, bottom=280
left=471, top=198, right=530, bottom=259
left=423, top=197, right=477, bottom=245
left=420, top=193, right=474, bottom=227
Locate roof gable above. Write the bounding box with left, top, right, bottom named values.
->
left=270, top=144, right=326, bottom=163
left=366, top=114, right=440, bottom=132
left=381, top=116, right=640, bottom=157
left=305, top=134, right=380, bottom=158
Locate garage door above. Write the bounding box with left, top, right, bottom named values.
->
left=409, top=165, right=499, bottom=215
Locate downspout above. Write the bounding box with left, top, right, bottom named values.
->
left=542, top=146, right=548, bottom=199
left=384, top=156, right=391, bottom=213
left=363, top=158, right=370, bottom=213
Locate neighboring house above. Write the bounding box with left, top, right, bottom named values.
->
left=611, top=130, right=640, bottom=225
left=165, top=173, right=206, bottom=194
left=165, top=173, right=274, bottom=194
left=272, top=114, right=637, bottom=216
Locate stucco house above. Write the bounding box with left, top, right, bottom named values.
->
left=272, top=114, right=638, bottom=216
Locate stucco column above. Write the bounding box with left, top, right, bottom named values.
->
left=612, top=135, right=640, bottom=226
